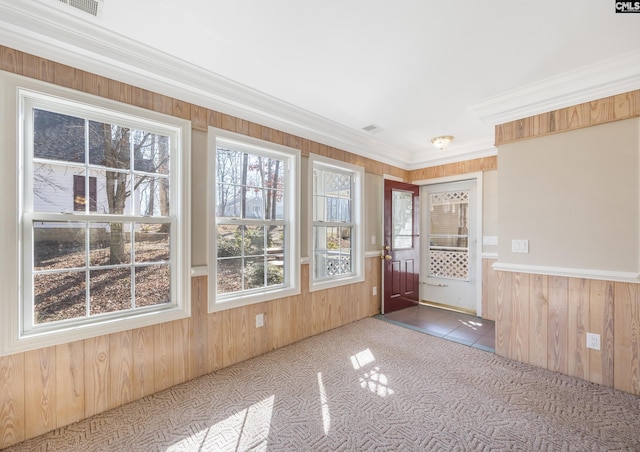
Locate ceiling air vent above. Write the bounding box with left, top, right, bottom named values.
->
left=362, top=124, right=383, bottom=134
left=58, top=0, right=104, bottom=17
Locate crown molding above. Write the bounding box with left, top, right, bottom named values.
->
left=0, top=1, right=413, bottom=168
left=470, top=49, right=640, bottom=126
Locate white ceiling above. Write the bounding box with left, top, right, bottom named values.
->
left=1, top=0, right=639, bottom=169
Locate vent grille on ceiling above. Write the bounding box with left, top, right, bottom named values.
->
left=58, top=0, right=103, bottom=17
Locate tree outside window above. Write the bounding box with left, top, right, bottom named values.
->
left=209, top=130, right=300, bottom=311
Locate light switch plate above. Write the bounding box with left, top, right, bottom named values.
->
left=511, top=239, right=529, bottom=253
left=483, top=236, right=498, bottom=246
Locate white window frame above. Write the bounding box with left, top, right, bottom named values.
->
left=0, top=72, right=191, bottom=356
left=208, top=127, right=300, bottom=312
left=309, top=154, right=364, bottom=292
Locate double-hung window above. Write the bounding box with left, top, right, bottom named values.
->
left=0, top=74, right=191, bottom=355
left=309, top=154, right=364, bottom=291
left=209, top=128, right=300, bottom=311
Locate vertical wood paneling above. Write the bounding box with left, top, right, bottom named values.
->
left=83, top=336, right=110, bottom=417
left=235, top=118, right=250, bottom=136
left=190, top=104, right=208, bottom=132
left=173, top=318, right=193, bottom=384
left=330, top=287, right=344, bottom=329
left=588, top=280, right=615, bottom=386
left=266, top=298, right=283, bottom=350
left=601, top=281, right=615, bottom=387
left=495, top=89, right=640, bottom=145
left=511, top=273, right=530, bottom=363
left=24, top=347, right=56, bottom=438
left=172, top=99, right=191, bottom=120
left=614, top=282, right=640, bottom=394
left=248, top=303, right=269, bottom=358
left=53, top=62, right=83, bottom=90
left=529, top=274, right=548, bottom=368
left=567, top=278, right=590, bottom=380
left=408, top=157, right=497, bottom=182
left=131, top=86, right=154, bottom=111
left=289, top=293, right=305, bottom=344
left=248, top=121, right=262, bottom=139
left=221, top=113, right=236, bottom=132
left=153, top=322, right=175, bottom=392
left=152, top=92, right=173, bottom=115
left=207, top=311, right=223, bottom=372
left=590, top=96, right=615, bottom=124
left=108, top=79, right=131, bottom=105
left=108, top=331, right=133, bottom=409
left=495, top=270, right=512, bottom=357
left=0, top=354, right=25, bottom=448
left=191, top=276, right=209, bottom=379
left=132, top=326, right=155, bottom=399
left=229, top=307, right=249, bottom=365
left=55, top=341, right=84, bottom=427
left=547, top=276, right=568, bottom=374
left=82, top=72, right=110, bottom=98
left=220, top=309, right=234, bottom=368
left=311, top=291, right=330, bottom=337
left=0, top=46, right=22, bottom=73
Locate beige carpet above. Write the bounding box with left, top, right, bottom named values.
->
left=7, top=317, right=640, bottom=451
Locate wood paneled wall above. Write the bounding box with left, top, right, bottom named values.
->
left=481, top=259, right=498, bottom=322
left=0, top=259, right=381, bottom=448
left=0, top=45, right=387, bottom=448
left=408, top=156, right=497, bottom=181
left=495, top=90, right=640, bottom=146
left=485, top=265, right=640, bottom=396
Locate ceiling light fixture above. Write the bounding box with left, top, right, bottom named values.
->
left=431, top=135, right=454, bottom=150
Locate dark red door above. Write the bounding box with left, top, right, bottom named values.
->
left=383, top=180, right=420, bottom=313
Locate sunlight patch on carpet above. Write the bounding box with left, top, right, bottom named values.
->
left=350, top=348, right=375, bottom=369
left=317, top=372, right=331, bottom=435
left=168, top=395, right=275, bottom=451
left=360, top=366, right=395, bottom=397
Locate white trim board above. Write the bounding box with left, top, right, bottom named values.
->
left=492, top=262, right=640, bottom=284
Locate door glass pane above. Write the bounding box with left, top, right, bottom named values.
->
left=428, top=190, right=469, bottom=280
left=392, top=190, right=413, bottom=249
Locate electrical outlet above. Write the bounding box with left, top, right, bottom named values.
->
left=372, top=286, right=377, bottom=296
left=256, top=313, right=264, bottom=328
left=586, top=332, right=600, bottom=350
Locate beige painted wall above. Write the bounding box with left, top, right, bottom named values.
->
left=482, top=169, right=498, bottom=255
left=365, top=172, right=383, bottom=253
left=497, top=118, right=640, bottom=273
left=191, top=129, right=208, bottom=266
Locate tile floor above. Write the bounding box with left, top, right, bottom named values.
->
left=377, top=304, right=495, bottom=352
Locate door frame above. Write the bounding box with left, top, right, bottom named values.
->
left=412, top=172, right=484, bottom=316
